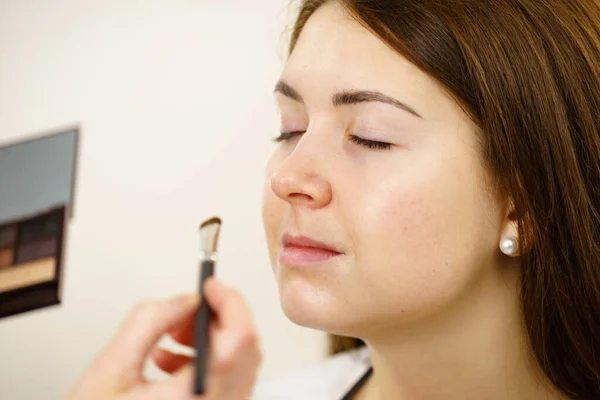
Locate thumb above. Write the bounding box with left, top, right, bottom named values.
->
left=105, top=293, right=200, bottom=374
left=127, top=365, right=200, bottom=400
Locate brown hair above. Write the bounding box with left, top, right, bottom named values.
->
left=287, top=0, right=600, bottom=398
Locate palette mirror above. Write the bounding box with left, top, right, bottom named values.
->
left=0, top=128, right=79, bottom=319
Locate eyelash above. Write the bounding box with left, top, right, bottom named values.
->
left=273, top=131, right=393, bottom=151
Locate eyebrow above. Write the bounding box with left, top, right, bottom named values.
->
left=274, top=80, right=423, bottom=119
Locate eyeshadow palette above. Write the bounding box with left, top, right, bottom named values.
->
left=0, top=208, right=66, bottom=317
left=0, top=127, right=78, bottom=319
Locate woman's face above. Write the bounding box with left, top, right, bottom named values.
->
left=262, top=2, right=508, bottom=336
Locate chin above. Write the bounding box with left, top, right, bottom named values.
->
left=276, top=276, right=361, bottom=334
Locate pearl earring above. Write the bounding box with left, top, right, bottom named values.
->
left=500, top=237, right=519, bottom=256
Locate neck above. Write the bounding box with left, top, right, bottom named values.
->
left=357, top=266, right=564, bottom=400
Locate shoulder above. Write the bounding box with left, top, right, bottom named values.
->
left=251, top=346, right=371, bottom=400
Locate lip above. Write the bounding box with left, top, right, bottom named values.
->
left=279, top=233, right=344, bottom=266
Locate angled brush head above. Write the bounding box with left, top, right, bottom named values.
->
left=199, top=217, right=222, bottom=255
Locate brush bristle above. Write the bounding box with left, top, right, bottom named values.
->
left=199, top=216, right=222, bottom=254
left=200, top=216, right=221, bottom=230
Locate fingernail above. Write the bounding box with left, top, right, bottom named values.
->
left=172, top=293, right=200, bottom=307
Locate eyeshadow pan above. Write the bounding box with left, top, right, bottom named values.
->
left=0, top=257, right=56, bottom=293
left=0, top=248, right=13, bottom=268
left=19, top=214, right=60, bottom=242
left=0, top=225, right=17, bottom=247
left=15, top=238, right=57, bottom=264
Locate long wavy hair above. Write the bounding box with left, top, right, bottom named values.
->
left=285, top=1, right=600, bottom=398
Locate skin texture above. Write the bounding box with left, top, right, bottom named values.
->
left=264, top=0, right=507, bottom=340
left=263, top=2, right=563, bottom=399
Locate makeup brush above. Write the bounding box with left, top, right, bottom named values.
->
left=194, top=216, right=222, bottom=395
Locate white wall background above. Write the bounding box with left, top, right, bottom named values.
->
left=0, top=1, right=328, bottom=399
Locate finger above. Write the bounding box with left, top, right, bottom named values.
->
left=214, top=340, right=262, bottom=399
left=122, top=365, right=199, bottom=400
left=203, top=280, right=259, bottom=371
left=151, top=343, right=261, bottom=400
left=170, top=313, right=196, bottom=346
left=151, top=284, right=263, bottom=400
left=156, top=360, right=234, bottom=399
left=204, top=279, right=255, bottom=333
left=142, top=364, right=208, bottom=400
left=151, top=348, right=193, bottom=375
left=105, top=293, right=200, bottom=374
left=192, top=329, right=262, bottom=398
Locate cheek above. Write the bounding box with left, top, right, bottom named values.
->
left=351, top=160, right=444, bottom=253
left=355, top=184, right=443, bottom=274
left=349, top=157, right=497, bottom=313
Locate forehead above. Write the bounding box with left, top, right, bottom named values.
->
left=280, top=2, right=459, bottom=123
left=288, top=2, right=392, bottom=71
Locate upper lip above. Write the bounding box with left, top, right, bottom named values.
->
left=281, top=233, right=344, bottom=254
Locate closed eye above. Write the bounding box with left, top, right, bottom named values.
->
left=273, top=131, right=304, bottom=143
left=273, top=131, right=393, bottom=151
left=347, top=134, right=393, bottom=150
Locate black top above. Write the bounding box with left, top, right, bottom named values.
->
left=340, top=366, right=373, bottom=400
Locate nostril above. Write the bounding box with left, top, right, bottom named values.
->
left=288, top=192, right=314, bottom=202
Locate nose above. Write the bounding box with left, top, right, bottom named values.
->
left=269, top=146, right=333, bottom=209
